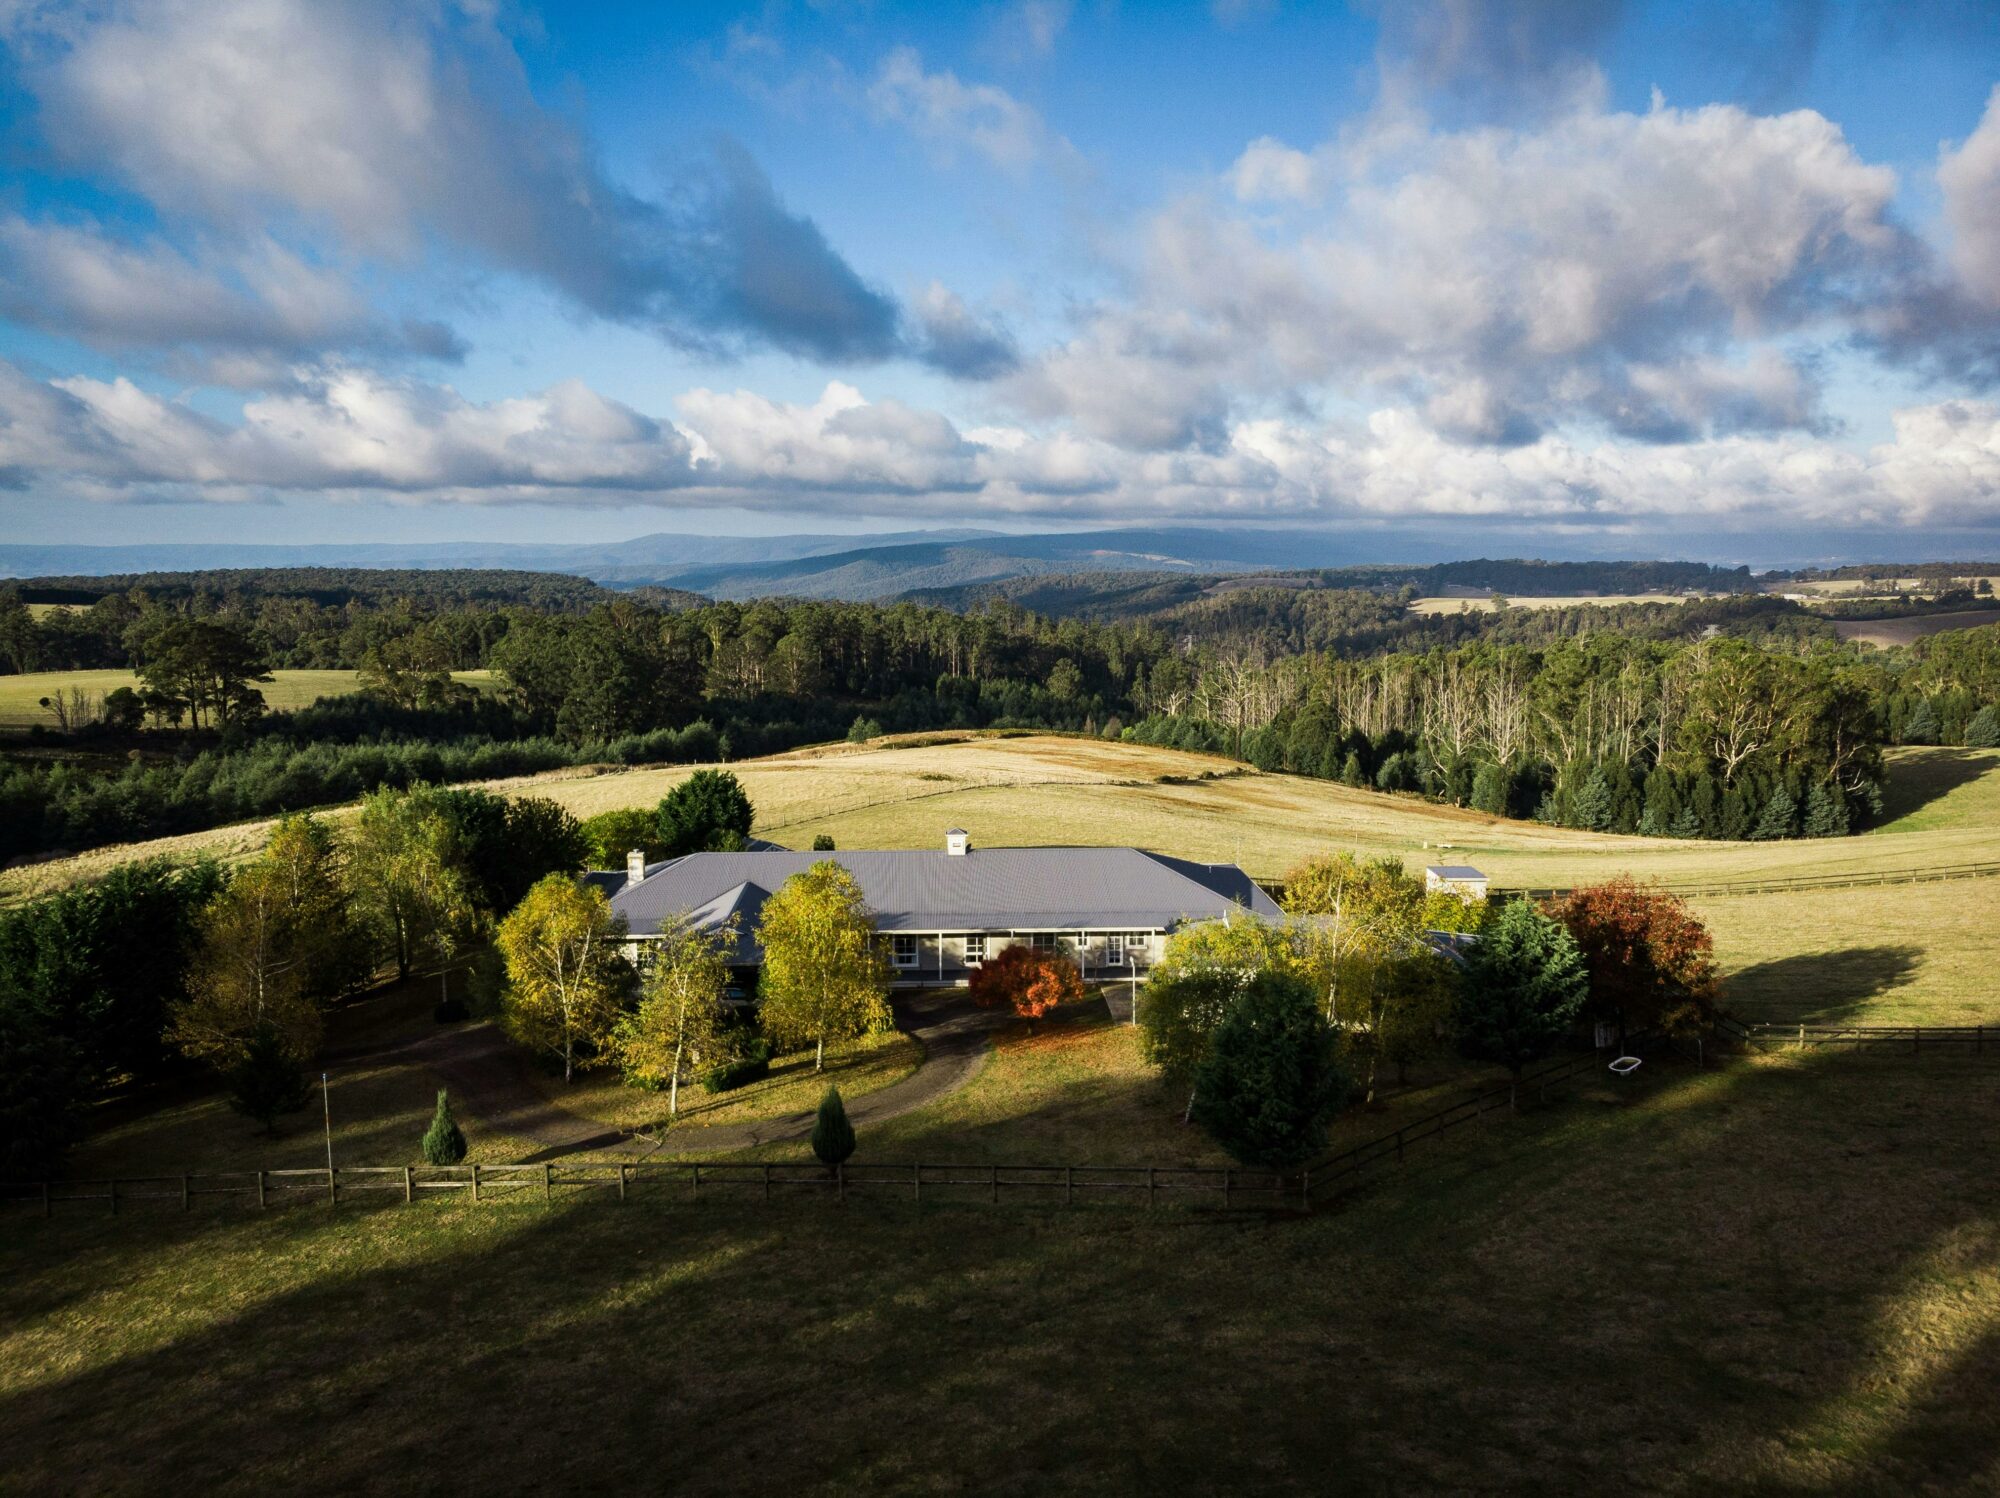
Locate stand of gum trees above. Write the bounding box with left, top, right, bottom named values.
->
left=2, top=576, right=1996, bottom=857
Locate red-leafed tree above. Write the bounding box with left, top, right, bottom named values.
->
left=968, top=944, right=1084, bottom=1031
left=1545, top=877, right=1722, bottom=1043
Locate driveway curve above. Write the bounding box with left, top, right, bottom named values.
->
left=331, top=991, right=1002, bottom=1162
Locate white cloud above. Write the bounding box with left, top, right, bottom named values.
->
left=1028, top=97, right=1911, bottom=449
left=10, top=0, right=904, bottom=362
left=1940, top=85, right=2000, bottom=311
left=6, top=360, right=1995, bottom=530
left=0, top=217, right=460, bottom=374
left=867, top=46, right=1070, bottom=175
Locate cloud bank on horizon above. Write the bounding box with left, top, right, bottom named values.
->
left=2, top=0, right=1998, bottom=548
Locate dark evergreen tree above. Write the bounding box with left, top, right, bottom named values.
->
left=1901, top=699, right=1942, bottom=745
left=657, top=769, right=756, bottom=856
left=811, top=1085, right=856, bottom=1166
left=225, top=1026, right=312, bottom=1134
left=1571, top=768, right=1615, bottom=831
left=1801, top=782, right=1849, bottom=838
left=1966, top=705, right=2000, bottom=749
left=1189, top=971, right=1350, bottom=1169
left=1750, top=783, right=1798, bottom=840
left=1470, top=761, right=1509, bottom=816
left=422, top=1088, right=468, bottom=1165
left=1456, top=900, right=1588, bottom=1106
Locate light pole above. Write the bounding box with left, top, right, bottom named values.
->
left=322, top=1071, right=334, bottom=1204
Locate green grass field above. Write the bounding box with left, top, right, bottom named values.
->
left=8, top=1048, right=2000, bottom=1495
left=0, top=668, right=495, bottom=731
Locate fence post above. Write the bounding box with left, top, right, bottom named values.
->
left=544, top=1163, right=553, bottom=1203
left=1798, top=1023, right=1805, bottom=1051
left=618, top=1164, right=628, bottom=1203
left=914, top=1161, right=921, bottom=1205
left=1147, top=1167, right=1157, bottom=1208
left=257, top=1170, right=267, bottom=1209
left=837, top=1162, right=845, bottom=1203
left=991, top=1165, right=999, bottom=1204
left=403, top=1166, right=413, bottom=1204
left=470, top=1163, right=480, bottom=1203
left=327, top=1167, right=337, bottom=1207
left=181, top=1174, right=190, bottom=1212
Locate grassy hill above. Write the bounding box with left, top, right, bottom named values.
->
left=0, top=669, right=497, bottom=732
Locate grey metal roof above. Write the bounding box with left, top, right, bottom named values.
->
left=609, top=845, right=1282, bottom=949
left=1426, top=865, right=1488, bottom=880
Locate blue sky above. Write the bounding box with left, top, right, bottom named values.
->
left=1, top=0, right=1998, bottom=561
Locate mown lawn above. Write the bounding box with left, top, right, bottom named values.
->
left=6, top=1048, right=2000, bottom=1495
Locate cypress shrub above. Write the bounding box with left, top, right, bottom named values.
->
left=1190, top=970, right=1350, bottom=1168
left=812, top=1085, right=857, bottom=1166
left=225, top=1026, right=313, bottom=1134
left=422, top=1088, right=468, bottom=1165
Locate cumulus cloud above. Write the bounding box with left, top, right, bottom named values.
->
left=1023, top=96, right=1918, bottom=449
left=867, top=46, right=1072, bottom=175
left=0, top=217, right=462, bottom=376
left=1940, top=86, right=2000, bottom=311
left=0, top=362, right=697, bottom=499
left=6, top=359, right=1993, bottom=530
left=1368, top=0, right=1620, bottom=123
left=9, top=0, right=902, bottom=363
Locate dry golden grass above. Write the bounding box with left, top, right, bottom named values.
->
left=0, top=667, right=494, bottom=730
left=9, top=735, right=1996, bottom=904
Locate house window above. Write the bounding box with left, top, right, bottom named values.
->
left=1031, top=931, right=1058, bottom=951
left=963, top=934, right=987, bottom=966
left=891, top=934, right=919, bottom=968
left=1106, top=932, right=1126, bottom=965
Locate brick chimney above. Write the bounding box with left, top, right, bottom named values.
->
left=626, top=849, right=647, bottom=888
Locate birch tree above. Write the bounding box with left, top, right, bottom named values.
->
left=755, top=861, right=891, bottom=1071
left=498, top=876, right=630, bottom=1082
left=616, top=917, right=733, bottom=1115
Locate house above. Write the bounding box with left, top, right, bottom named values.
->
left=1424, top=864, right=1489, bottom=900
left=604, top=828, right=1282, bottom=991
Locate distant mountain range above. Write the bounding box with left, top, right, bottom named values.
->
left=5, top=525, right=1985, bottom=602
left=0, top=527, right=1359, bottom=600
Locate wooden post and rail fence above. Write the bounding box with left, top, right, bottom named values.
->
left=10, top=1019, right=1993, bottom=1226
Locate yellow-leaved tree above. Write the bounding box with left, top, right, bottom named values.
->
left=497, top=875, right=630, bottom=1082
left=755, top=861, right=891, bottom=1072
left=168, top=813, right=363, bottom=1071
left=616, top=917, right=734, bottom=1116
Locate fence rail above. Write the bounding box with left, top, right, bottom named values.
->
left=1496, top=859, right=2000, bottom=904
left=1721, top=1020, right=2000, bottom=1053
left=1299, top=1041, right=1634, bottom=1207
left=1, top=1158, right=1302, bottom=1218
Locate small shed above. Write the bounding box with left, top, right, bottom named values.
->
left=1424, top=864, right=1489, bottom=901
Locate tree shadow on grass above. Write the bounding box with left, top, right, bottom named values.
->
left=1726, top=945, right=1925, bottom=1025
left=1874, top=747, right=1998, bottom=827
left=10, top=1049, right=2000, bottom=1493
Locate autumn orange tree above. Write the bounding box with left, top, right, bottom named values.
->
left=1546, top=877, right=1721, bottom=1044
left=968, top=944, right=1083, bottom=1031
